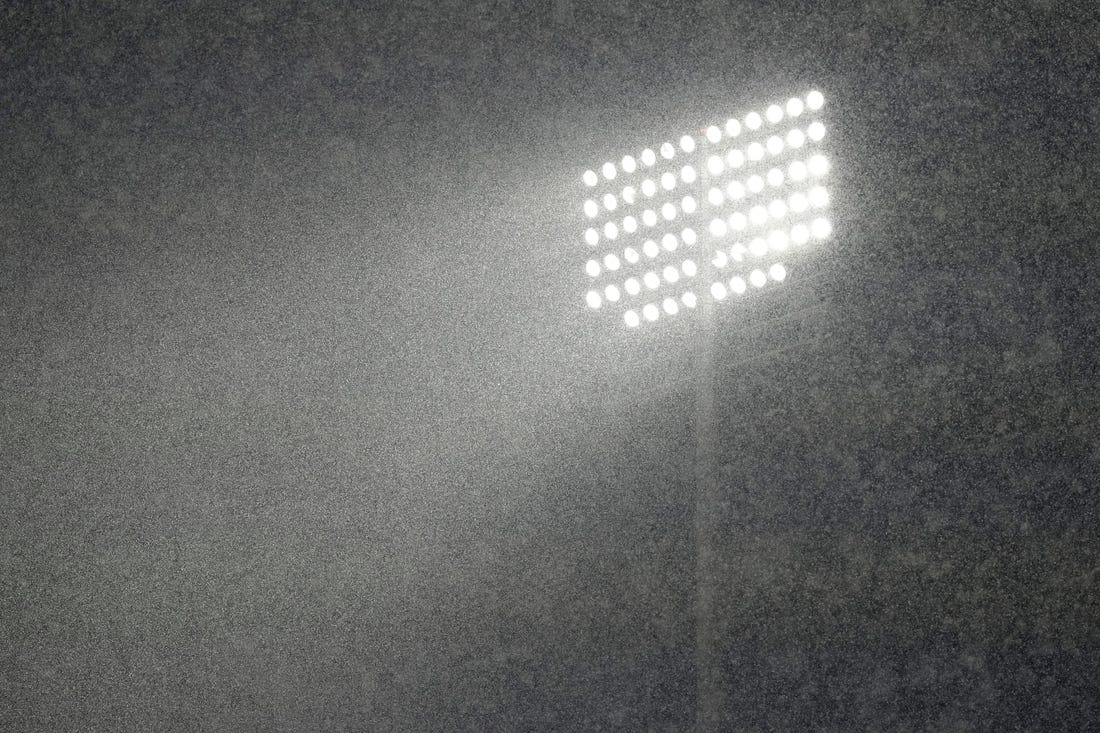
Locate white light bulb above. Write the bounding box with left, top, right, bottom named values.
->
left=643, top=239, right=659, bottom=258
left=708, top=187, right=725, bottom=206
left=750, top=269, right=767, bottom=287
left=625, top=277, right=641, bottom=295
left=624, top=310, right=640, bottom=327
left=749, top=205, right=768, bottom=225
left=726, top=149, right=745, bottom=168
left=747, top=175, right=764, bottom=193
left=644, top=271, right=660, bottom=289
left=726, top=180, right=745, bottom=200
left=661, top=233, right=678, bottom=251
left=643, top=303, right=659, bottom=321
left=583, top=170, right=598, bottom=186
left=661, top=202, right=677, bottom=220
left=642, top=209, right=657, bottom=226
left=663, top=265, right=680, bottom=283
left=624, top=247, right=639, bottom=264
left=791, top=223, right=810, bottom=244
left=621, top=155, right=637, bottom=173
left=728, top=212, right=747, bottom=231
left=769, top=263, right=787, bottom=282
left=586, top=290, right=602, bottom=308
left=662, top=297, right=679, bottom=315
left=661, top=172, right=676, bottom=191
left=680, top=165, right=697, bottom=184
left=585, top=260, right=600, bottom=277
left=809, top=186, right=829, bottom=208
left=584, top=200, right=599, bottom=218
left=603, top=253, right=620, bottom=270
left=682, top=259, right=698, bottom=277
left=786, top=128, right=805, bottom=148
left=681, top=195, right=697, bottom=214
left=603, top=193, right=617, bottom=211
left=622, top=186, right=636, bottom=204
left=766, top=104, right=783, bottom=124
left=768, top=199, right=788, bottom=219
left=584, top=228, right=599, bottom=246
left=729, top=242, right=747, bottom=261
left=706, top=155, right=724, bottom=176
left=766, top=168, right=784, bottom=187
left=749, top=237, right=768, bottom=257
left=745, top=112, right=762, bottom=130
left=768, top=229, right=789, bottom=251
left=641, top=179, right=656, bottom=197
left=725, top=118, right=741, bottom=137
left=603, top=222, right=618, bottom=239
left=602, top=162, right=616, bottom=180
left=811, top=217, right=832, bottom=238
left=807, top=121, right=825, bottom=141
left=766, top=136, right=784, bottom=156
left=711, top=281, right=728, bottom=299
left=622, top=215, right=637, bottom=233
left=786, top=97, right=804, bottom=117
left=729, top=276, right=747, bottom=294
left=681, top=227, right=698, bottom=245
left=808, top=154, right=830, bottom=177
left=712, top=250, right=728, bottom=268
left=747, top=142, right=764, bottom=161
left=789, top=192, right=808, bottom=213
left=709, top=218, right=728, bottom=237
left=679, top=135, right=696, bottom=153
left=660, top=142, right=675, bottom=159
left=682, top=291, right=698, bottom=308
left=806, top=90, right=824, bottom=110
left=706, top=125, right=722, bottom=144
left=788, top=160, right=808, bottom=181
left=641, top=148, right=656, bottom=166
left=605, top=284, right=621, bottom=302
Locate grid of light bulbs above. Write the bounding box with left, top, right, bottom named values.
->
left=577, top=90, right=832, bottom=328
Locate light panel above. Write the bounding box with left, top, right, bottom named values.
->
left=573, top=88, right=834, bottom=326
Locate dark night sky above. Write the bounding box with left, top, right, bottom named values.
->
left=3, top=1, right=1100, bottom=730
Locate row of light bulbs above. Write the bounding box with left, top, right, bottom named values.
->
left=581, top=91, right=825, bottom=187
left=582, top=123, right=826, bottom=219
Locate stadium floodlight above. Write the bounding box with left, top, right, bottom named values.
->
left=572, top=89, right=833, bottom=328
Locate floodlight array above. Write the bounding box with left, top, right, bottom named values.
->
left=576, top=89, right=832, bottom=327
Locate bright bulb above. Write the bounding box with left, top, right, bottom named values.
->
left=709, top=218, right=728, bottom=237
left=603, top=222, right=618, bottom=239
left=602, top=162, right=616, bottom=180
left=660, top=142, right=675, bottom=159
left=586, top=290, right=602, bottom=308
left=661, top=233, right=679, bottom=251
left=661, top=203, right=677, bottom=220
left=808, top=186, right=829, bottom=208
left=789, top=192, right=808, bottom=213
left=729, top=242, right=747, bottom=261
left=728, top=212, right=747, bottom=231
left=625, top=277, right=641, bottom=295
left=642, top=209, right=657, bottom=227
left=768, top=229, right=789, bottom=251
left=643, top=239, right=659, bottom=258
left=605, top=284, right=621, bottom=302
left=641, top=179, right=656, bottom=197
left=583, top=170, right=598, bottom=186
left=682, top=259, right=698, bottom=277
left=681, top=195, right=697, bottom=214
left=623, top=247, right=639, bottom=264
left=749, top=269, right=767, bottom=287
left=766, top=168, right=784, bottom=187
left=725, top=118, right=741, bottom=137
left=708, top=187, right=724, bottom=206
left=584, top=200, right=598, bottom=218
left=641, top=148, right=656, bottom=166
left=749, top=237, right=768, bottom=257
left=584, top=228, right=599, bottom=246
left=624, top=310, right=640, bottom=327
left=766, top=136, right=784, bottom=156
left=679, top=135, right=696, bottom=153
left=788, top=160, right=808, bottom=181
left=680, top=165, right=697, bottom=184
left=745, top=112, right=762, bottom=130
left=706, top=155, right=725, bottom=176
left=807, top=121, right=825, bottom=141
left=786, top=97, right=804, bottom=117
left=682, top=292, right=698, bottom=308
left=712, top=251, right=728, bottom=268
left=786, top=129, right=805, bottom=148
left=726, top=181, right=745, bottom=200
left=622, top=155, right=637, bottom=173
left=663, top=265, right=680, bottom=283
left=663, top=297, right=679, bottom=315
left=768, top=199, right=788, bottom=219
left=747, top=175, right=764, bottom=193
left=791, top=223, right=810, bottom=244
left=711, top=282, right=728, bottom=299
left=811, top=217, right=832, bottom=238
left=706, top=125, right=722, bottom=144
left=769, top=263, right=787, bottom=282
left=585, top=260, right=600, bottom=277
left=622, top=186, right=636, bottom=204
left=747, top=142, right=764, bottom=161
left=661, top=172, right=676, bottom=191
left=644, top=271, right=661, bottom=290
left=603, top=253, right=620, bottom=270
left=766, top=104, right=783, bottom=123
left=808, top=154, right=830, bottom=176
left=749, top=205, right=768, bottom=226
left=603, top=193, right=617, bottom=211
left=729, top=276, right=747, bottom=294
left=623, top=215, right=637, bottom=233
left=806, top=90, right=824, bottom=110
left=726, top=149, right=745, bottom=168
left=681, top=227, right=698, bottom=245
left=643, top=303, right=659, bottom=321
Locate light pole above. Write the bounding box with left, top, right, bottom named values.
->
left=572, top=89, right=833, bottom=728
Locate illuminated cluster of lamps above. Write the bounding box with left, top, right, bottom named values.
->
left=575, top=90, right=831, bottom=327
